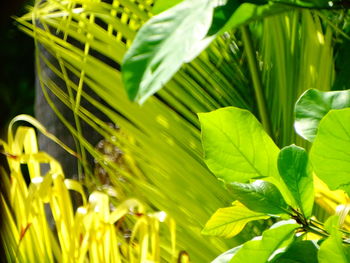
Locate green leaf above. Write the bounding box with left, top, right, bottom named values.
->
left=230, top=220, right=299, bottom=263
left=318, top=216, right=348, bottom=263
left=122, top=0, right=217, bottom=103
left=295, top=89, right=350, bottom=142
left=207, top=0, right=241, bottom=36
left=212, top=246, right=242, bottom=263
left=269, top=240, right=319, bottom=263
left=198, top=107, right=280, bottom=183
left=211, top=0, right=338, bottom=36
left=310, top=108, right=350, bottom=193
left=278, top=145, right=314, bottom=217
left=210, top=2, right=287, bottom=36
left=152, top=0, right=184, bottom=14
left=202, top=202, right=270, bottom=238
left=273, top=0, right=333, bottom=8
left=227, top=180, right=290, bottom=215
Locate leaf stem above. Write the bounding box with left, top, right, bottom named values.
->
left=304, top=224, right=329, bottom=239
left=241, top=26, right=273, bottom=138
left=307, top=219, right=350, bottom=244
left=310, top=218, right=350, bottom=236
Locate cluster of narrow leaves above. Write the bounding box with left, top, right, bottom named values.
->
left=18, top=0, right=250, bottom=260
left=0, top=116, right=177, bottom=263
left=199, top=90, right=350, bottom=262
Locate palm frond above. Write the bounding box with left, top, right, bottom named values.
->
left=258, top=10, right=335, bottom=147
left=17, top=0, right=252, bottom=260
left=15, top=1, right=347, bottom=260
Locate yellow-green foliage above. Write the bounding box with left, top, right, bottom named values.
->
left=0, top=116, right=177, bottom=263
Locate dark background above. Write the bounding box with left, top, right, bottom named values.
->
left=0, top=1, right=35, bottom=138
left=0, top=1, right=35, bottom=256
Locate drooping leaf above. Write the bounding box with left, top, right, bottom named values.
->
left=212, top=246, right=242, bottom=263
left=207, top=0, right=241, bottom=36
left=295, top=89, right=350, bottom=142
left=274, top=0, right=335, bottom=8
left=227, top=180, right=290, bottom=215
left=202, top=202, right=270, bottom=238
left=278, top=145, right=314, bottom=217
left=270, top=240, right=319, bottom=263
left=318, top=215, right=348, bottom=263
left=230, top=220, right=299, bottom=263
left=198, top=107, right=280, bottom=183
left=208, top=0, right=334, bottom=37
left=209, top=2, right=288, bottom=36
left=310, top=109, right=350, bottom=193
left=122, top=0, right=218, bottom=103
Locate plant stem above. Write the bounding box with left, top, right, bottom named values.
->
left=241, top=25, right=273, bottom=138
left=309, top=218, right=324, bottom=226
left=310, top=218, right=350, bottom=235
left=307, top=220, right=350, bottom=244
left=305, top=224, right=329, bottom=239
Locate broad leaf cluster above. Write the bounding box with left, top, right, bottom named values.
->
left=200, top=89, right=350, bottom=262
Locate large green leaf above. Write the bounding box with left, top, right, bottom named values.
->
left=212, top=246, right=242, bottom=263
left=122, top=0, right=217, bottom=103
left=318, top=216, right=348, bottom=263
left=210, top=2, right=288, bottom=36
left=202, top=202, right=270, bottom=238
left=227, top=180, right=290, bottom=215
left=278, top=145, right=314, bottom=217
left=230, top=220, right=299, bottom=263
left=198, top=107, right=280, bottom=183
left=295, top=89, right=350, bottom=142
left=274, top=0, right=335, bottom=8
left=310, top=109, right=350, bottom=193
left=207, top=0, right=241, bottom=36
left=152, top=0, right=184, bottom=14
left=270, top=240, right=319, bottom=263
left=208, top=0, right=334, bottom=36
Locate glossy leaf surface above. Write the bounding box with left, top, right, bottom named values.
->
left=152, top=0, right=184, bottom=14
left=202, top=202, right=270, bottom=238
left=122, top=0, right=216, bottom=103
left=310, top=109, right=350, bottom=193
left=199, top=107, right=280, bottom=183
left=212, top=246, right=242, bottom=263
left=270, top=240, right=319, bottom=263
left=207, top=0, right=241, bottom=36
left=278, top=145, right=314, bottom=217
left=230, top=220, right=299, bottom=263
left=227, top=180, right=290, bottom=215
left=318, top=216, right=348, bottom=263
left=208, top=0, right=333, bottom=36
left=274, top=0, right=335, bottom=8
left=295, top=89, right=350, bottom=142
left=210, top=2, right=287, bottom=35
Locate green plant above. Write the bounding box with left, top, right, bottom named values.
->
left=0, top=115, right=177, bottom=262
left=17, top=1, right=245, bottom=261
left=122, top=0, right=340, bottom=104
left=14, top=0, right=350, bottom=261
left=199, top=89, right=350, bottom=262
